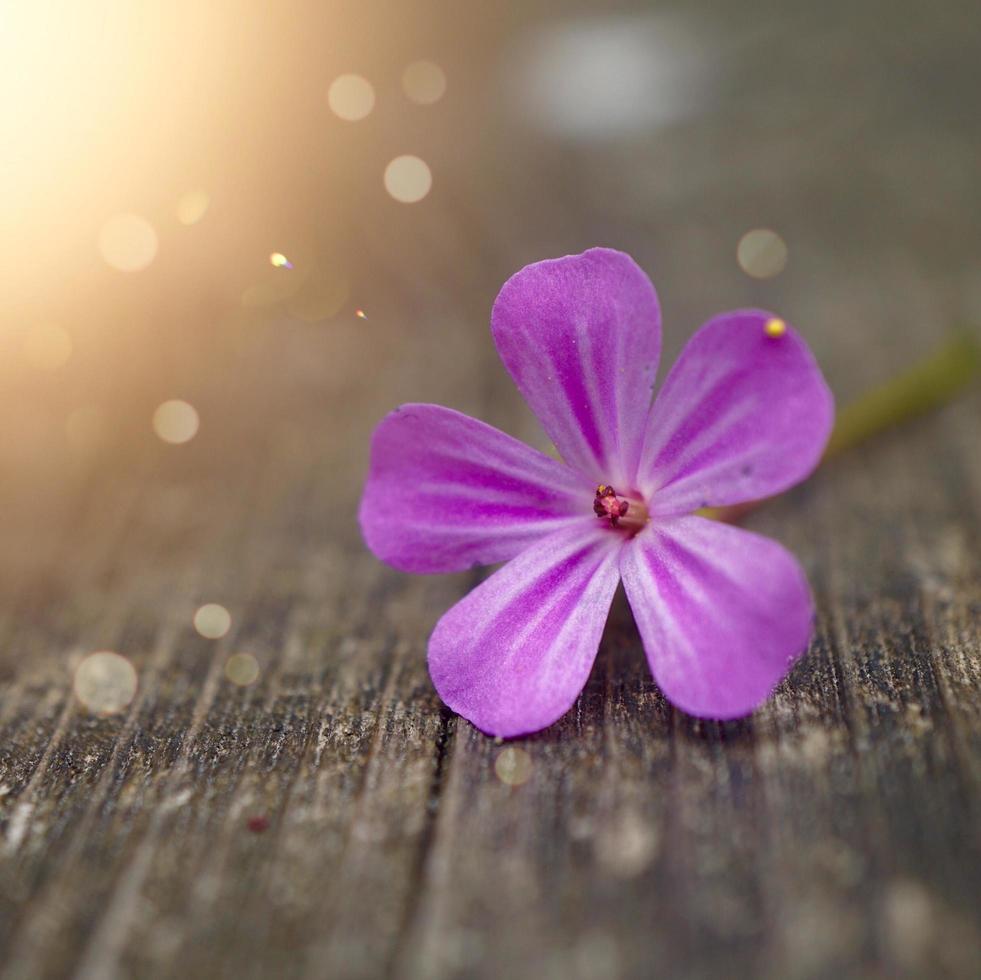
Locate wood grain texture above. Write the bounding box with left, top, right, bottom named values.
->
left=1, top=2, right=980, bottom=977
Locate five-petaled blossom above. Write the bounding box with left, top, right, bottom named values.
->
left=360, top=249, right=834, bottom=737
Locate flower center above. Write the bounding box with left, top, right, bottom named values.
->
left=593, top=485, right=648, bottom=533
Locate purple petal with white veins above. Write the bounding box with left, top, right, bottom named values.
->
left=620, top=516, right=814, bottom=719
left=491, top=248, right=661, bottom=487
left=359, top=404, right=592, bottom=574
left=429, top=520, right=623, bottom=737
left=637, top=310, right=833, bottom=514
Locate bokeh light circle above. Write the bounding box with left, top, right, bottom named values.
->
left=177, top=189, right=210, bottom=225
left=402, top=60, right=447, bottom=105
left=194, top=603, right=231, bottom=639
left=494, top=746, right=533, bottom=786
left=99, top=213, right=158, bottom=271
left=737, top=229, right=788, bottom=279
left=288, top=270, right=350, bottom=322
left=328, top=74, right=375, bottom=121
left=225, top=653, right=260, bottom=686
left=74, top=651, right=138, bottom=715
left=153, top=400, right=199, bottom=444
left=384, top=155, right=432, bottom=203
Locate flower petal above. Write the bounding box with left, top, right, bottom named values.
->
left=620, top=516, right=814, bottom=719
left=359, top=404, right=592, bottom=574
left=429, top=521, right=623, bottom=737
left=491, top=248, right=661, bottom=487
left=637, top=310, right=833, bottom=514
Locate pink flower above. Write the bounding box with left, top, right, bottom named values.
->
left=360, top=249, right=834, bottom=737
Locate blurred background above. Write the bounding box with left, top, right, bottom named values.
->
left=2, top=0, right=979, bottom=588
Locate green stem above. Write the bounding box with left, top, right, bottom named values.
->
left=823, top=333, right=980, bottom=458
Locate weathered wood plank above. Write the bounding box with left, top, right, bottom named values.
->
left=0, top=326, right=978, bottom=980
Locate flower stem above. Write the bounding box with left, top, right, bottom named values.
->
left=823, top=332, right=980, bottom=458
left=702, top=333, right=981, bottom=524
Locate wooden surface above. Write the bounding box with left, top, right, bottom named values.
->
left=1, top=2, right=979, bottom=978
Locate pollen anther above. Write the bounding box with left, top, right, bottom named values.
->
left=764, top=317, right=786, bottom=338
left=593, top=485, right=636, bottom=528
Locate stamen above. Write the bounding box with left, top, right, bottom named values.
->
left=764, top=317, right=786, bottom=338
left=593, top=485, right=648, bottom=532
